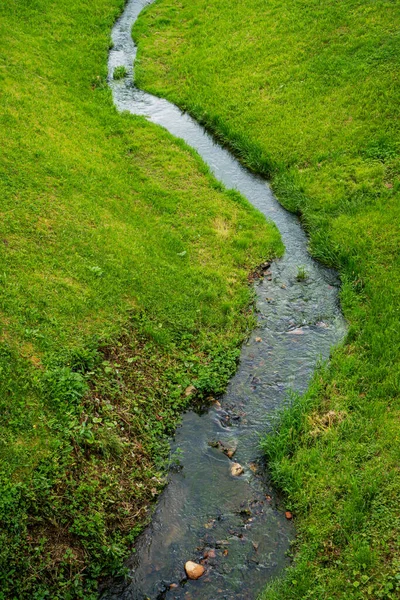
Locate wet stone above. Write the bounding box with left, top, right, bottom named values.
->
left=230, top=462, right=244, bottom=476
left=209, top=439, right=237, bottom=458
left=184, top=561, right=205, bottom=580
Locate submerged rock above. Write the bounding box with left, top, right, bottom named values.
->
left=185, top=561, right=205, bottom=580
left=226, top=447, right=236, bottom=459
left=209, top=439, right=237, bottom=458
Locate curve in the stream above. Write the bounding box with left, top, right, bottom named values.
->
left=104, top=1, right=347, bottom=598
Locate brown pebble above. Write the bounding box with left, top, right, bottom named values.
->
left=169, top=583, right=178, bottom=589
left=285, top=511, right=293, bottom=520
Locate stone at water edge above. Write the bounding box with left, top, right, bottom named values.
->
left=185, top=561, right=205, bottom=580
left=184, top=385, right=196, bottom=397
left=230, top=462, right=244, bottom=476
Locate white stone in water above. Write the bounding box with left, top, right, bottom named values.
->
left=288, top=328, right=304, bottom=335
left=230, top=462, right=244, bottom=476
left=185, top=561, right=205, bottom=580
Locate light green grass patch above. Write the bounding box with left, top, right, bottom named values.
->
left=0, top=0, right=281, bottom=596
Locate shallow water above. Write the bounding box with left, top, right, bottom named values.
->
left=104, top=1, right=347, bottom=598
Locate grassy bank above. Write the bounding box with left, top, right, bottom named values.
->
left=133, top=0, right=400, bottom=597
left=0, top=0, right=281, bottom=596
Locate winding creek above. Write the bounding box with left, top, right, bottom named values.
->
left=104, top=1, right=347, bottom=598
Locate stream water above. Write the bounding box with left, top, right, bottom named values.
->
left=104, top=1, right=347, bottom=598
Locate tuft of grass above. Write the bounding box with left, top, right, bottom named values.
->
left=0, top=0, right=281, bottom=596
left=113, top=65, right=128, bottom=79
left=296, top=266, right=308, bottom=282
left=133, top=0, right=400, bottom=597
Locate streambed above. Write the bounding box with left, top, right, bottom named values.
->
left=104, top=1, right=346, bottom=597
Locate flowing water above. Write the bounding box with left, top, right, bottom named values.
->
left=104, top=1, right=347, bottom=598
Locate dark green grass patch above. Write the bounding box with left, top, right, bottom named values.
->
left=2, top=319, right=252, bottom=598
left=0, top=0, right=281, bottom=596
left=133, top=0, right=400, bottom=597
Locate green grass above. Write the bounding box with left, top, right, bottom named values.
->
left=132, top=0, right=400, bottom=597
left=296, top=265, right=308, bottom=282
left=113, top=65, right=128, bottom=80
left=0, top=0, right=281, bottom=596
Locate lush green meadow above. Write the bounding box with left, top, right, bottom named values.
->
left=133, top=0, right=400, bottom=598
left=0, top=0, right=281, bottom=596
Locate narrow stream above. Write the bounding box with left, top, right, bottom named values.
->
left=104, top=1, right=347, bottom=598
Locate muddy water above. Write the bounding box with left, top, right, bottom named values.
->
left=104, top=1, right=347, bottom=598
